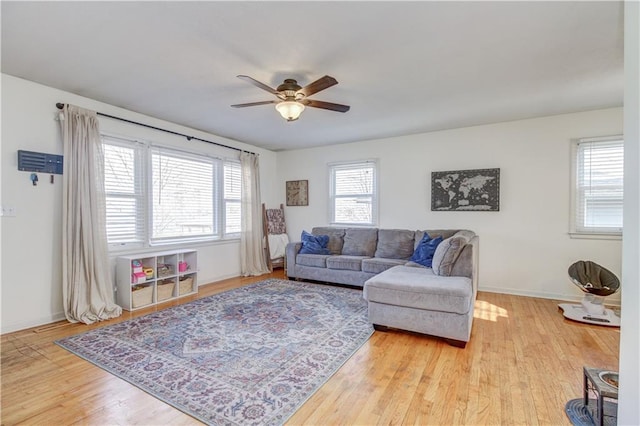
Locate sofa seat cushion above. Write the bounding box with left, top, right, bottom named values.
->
left=296, top=253, right=332, bottom=268
left=326, top=255, right=369, bottom=271
left=362, top=257, right=406, bottom=274
left=363, top=265, right=472, bottom=314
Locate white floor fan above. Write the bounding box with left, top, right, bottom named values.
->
left=558, top=260, right=621, bottom=327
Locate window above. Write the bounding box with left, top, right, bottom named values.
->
left=571, top=136, right=624, bottom=236
left=329, top=160, right=378, bottom=225
left=102, top=134, right=241, bottom=249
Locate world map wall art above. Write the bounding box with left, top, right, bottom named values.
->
left=431, top=168, right=500, bottom=211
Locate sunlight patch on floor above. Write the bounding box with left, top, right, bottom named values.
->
left=473, top=300, right=509, bottom=322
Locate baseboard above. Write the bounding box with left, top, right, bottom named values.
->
left=2, top=273, right=249, bottom=335
left=198, top=272, right=243, bottom=286
left=1, top=311, right=67, bottom=335
left=478, top=286, right=622, bottom=307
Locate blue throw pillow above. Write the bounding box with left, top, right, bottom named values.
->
left=409, top=233, right=443, bottom=267
left=299, top=230, right=330, bottom=255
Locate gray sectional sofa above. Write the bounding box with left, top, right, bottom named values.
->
left=285, top=227, right=479, bottom=347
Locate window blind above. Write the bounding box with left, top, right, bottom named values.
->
left=150, top=147, right=218, bottom=243
left=574, top=137, right=624, bottom=234
left=224, top=161, right=241, bottom=235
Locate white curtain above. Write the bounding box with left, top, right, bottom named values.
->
left=240, top=151, right=269, bottom=276
left=60, top=105, right=122, bottom=323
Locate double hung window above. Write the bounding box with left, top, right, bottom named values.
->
left=329, top=160, right=378, bottom=226
left=102, top=134, right=241, bottom=249
left=571, top=136, right=624, bottom=236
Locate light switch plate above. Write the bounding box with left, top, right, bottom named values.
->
left=1, top=206, right=16, bottom=217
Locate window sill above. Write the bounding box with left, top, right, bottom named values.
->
left=330, top=222, right=378, bottom=227
left=569, top=232, right=622, bottom=241
left=109, top=237, right=240, bottom=255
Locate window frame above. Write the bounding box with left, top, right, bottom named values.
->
left=328, top=159, right=379, bottom=226
left=102, top=134, right=241, bottom=252
left=569, top=135, right=624, bottom=239
left=103, top=135, right=148, bottom=250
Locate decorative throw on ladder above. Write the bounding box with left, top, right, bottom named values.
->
left=263, top=203, right=289, bottom=271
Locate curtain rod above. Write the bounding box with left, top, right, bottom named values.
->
left=55, top=103, right=255, bottom=155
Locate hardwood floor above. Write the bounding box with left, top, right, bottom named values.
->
left=2, top=271, right=619, bottom=425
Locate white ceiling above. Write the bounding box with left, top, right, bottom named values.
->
left=1, top=1, right=624, bottom=152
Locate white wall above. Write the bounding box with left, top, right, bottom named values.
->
left=618, top=1, right=640, bottom=424
left=277, top=108, right=623, bottom=303
left=0, top=74, right=278, bottom=333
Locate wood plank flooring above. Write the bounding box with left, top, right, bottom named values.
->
left=1, top=271, right=619, bottom=425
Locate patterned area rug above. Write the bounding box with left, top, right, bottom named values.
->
left=56, top=279, right=373, bottom=425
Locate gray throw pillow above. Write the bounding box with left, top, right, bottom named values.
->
left=432, top=236, right=466, bottom=276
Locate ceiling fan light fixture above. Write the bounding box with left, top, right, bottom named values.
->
left=275, top=100, right=305, bottom=121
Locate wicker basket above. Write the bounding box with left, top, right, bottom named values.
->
left=179, top=277, right=194, bottom=295
left=157, top=280, right=175, bottom=301
left=131, top=284, right=153, bottom=308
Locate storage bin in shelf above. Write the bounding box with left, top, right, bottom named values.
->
left=131, top=284, right=154, bottom=308
left=179, top=276, right=195, bottom=295
left=157, top=279, right=176, bottom=301
left=156, top=253, right=176, bottom=278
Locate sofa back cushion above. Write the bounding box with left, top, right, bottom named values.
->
left=415, top=229, right=458, bottom=247
left=342, top=228, right=378, bottom=257
left=374, top=229, right=415, bottom=259
left=312, top=227, right=346, bottom=255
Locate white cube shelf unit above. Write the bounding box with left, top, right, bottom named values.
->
left=116, top=249, right=198, bottom=311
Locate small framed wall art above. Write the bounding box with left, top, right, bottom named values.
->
left=286, top=180, right=309, bottom=206
left=431, top=168, right=500, bottom=211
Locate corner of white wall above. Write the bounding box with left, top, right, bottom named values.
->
left=618, top=1, right=640, bottom=424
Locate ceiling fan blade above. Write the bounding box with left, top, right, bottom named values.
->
left=237, top=75, right=279, bottom=95
left=303, top=99, right=350, bottom=113
left=231, top=100, right=278, bottom=108
left=297, top=75, right=338, bottom=97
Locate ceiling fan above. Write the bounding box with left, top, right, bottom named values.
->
left=231, top=75, right=350, bottom=122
